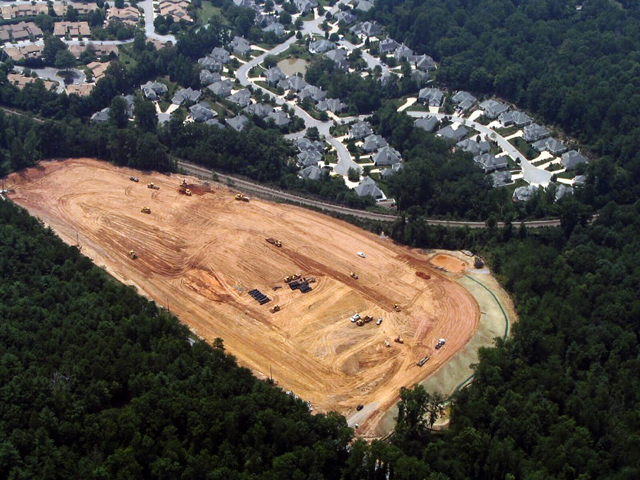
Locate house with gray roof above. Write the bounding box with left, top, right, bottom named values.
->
left=361, top=134, right=388, bottom=152
left=211, top=47, right=231, bottom=64
left=574, top=175, right=587, bottom=186
left=299, top=85, right=326, bottom=103
left=437, top=124, right=469, bottom=142
left=309, top=39, right=335, bottom=54
left=205, top=118, right=223, bottom=127
left=513, top=184, right=538, bottom=202
left=561, top=150, right=588, bottom=170
left=284, top=75, right=308, bottom=92
left=532, top=137, right=566, bottom=155
left=522, top=123, right=550, bottom=142
left=264, top=66, right=287, bottom=86
left=91, top=107, right=111, bottom=123
left=172, top=87, right=201, bottom=105
left=295, top=137, right=324, bottom=152
left=198, top=56, right=222, bottom=72
left=381, top=162, right=403, bottom=180
left=141, top=81, right=167, bottom=100
left=373, top=146, right=401, bottom=166
left=415, top=55, right=436, bottom=71
left=412, top=69, right=430, bottom=85
left=355, top=176, right=384, bottom=200
left=263, top=22, right=285, bottom=36
left=452, top=91, right=477, bottom=113
left=226, top=114, right=250, bottom=132
left=349, top=121, right=373, bottom=139
left=229, top=36, right=251, bottom=56
left=379, top=38, right=400, bottom=55
left=299, top=165, right=323, bottom=180
left=244, top=102, right=273, bottom=118
left=553, top=183, right=573, bottom=201
left=228, top=88, right=252, bottom=107
left=207, top=80, right=232, bottom=97
left=394, top=44, right=414, bottom=62
left=267, top=110, right=290, bottom=126
left=350, top=21, right=383, bottom=38
left=457, top=138, right=490, bottom=156
left=379, top=71, right=398, bottom=86
left=354, top=0, right=373, bottom=11
left=499, top=110, right=532, bottom=128
left=418, top=87, right=444, bottom=106
left=414, top=115, right=438, bottom=132
left=317, top=98, right=346, bottom=113
left=325, top=48, right=349, bottom=70
left=473, top=153, right=508, bottom=173
left=199, top=69, right=221, bottom=85
left=297, top=150, right=323, bottom=167
left=122, top=94, right=135, bottom=118
left=479, top=99, right=509, bottom=119
left=334, top=10, right=357, bottom=25
left=189, top=103, right=217, bottom=122
left=294, top=0, right=317, bottom=13
left=490, top=170, right=512, bottom=187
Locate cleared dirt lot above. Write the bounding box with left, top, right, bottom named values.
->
left=9, top=159, right=480, bottom=436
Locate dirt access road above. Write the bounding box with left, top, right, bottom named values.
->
left=8, top=159, right=480, bottom=437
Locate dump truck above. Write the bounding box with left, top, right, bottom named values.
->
left=356, top=319, right=365, bottom=327
left=130, top=176, right=139, bottom=182
left=350, top=272, right=359, bottom=279
left=363, top=315, right=373, bottom=323
left=269, top=305, right=281, bottom=313
left=394, top=336, right=404, bottom=344
left=394, top=303, right=401, bottom=312
left=435, top=338, right=446, bottom=349
left=235, top=193, right=249, bottom=202
left=417, top=355, right=431, bottom=367
left=128, top=250, right=137, bottom=259
left=141, top=207, right=151, bottom=214
left=147, top=182, right=159, bottom=190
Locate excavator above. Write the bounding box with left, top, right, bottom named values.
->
left=141, top=207, right=151, bottom=214
left=179, top=179, right=192, bottom=196
left=128, top=250, right=137, bottom=259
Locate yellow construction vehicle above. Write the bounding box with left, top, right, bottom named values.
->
left=356, top=319, right=365, bottom=327
left=128, top=250, right=137, bottom=259
left=185, top=189, right=192, bottom=196
left=350, top=272, right=359, bottom=279
left=394, top=336, right=404, bottom=344
left=179, top=180, right=192, bottom=196
left=141, top=207, right=151, bottom=214
left=284, top=274, right=300, bottom=283
left=269, top=305, right=281, bottom=313
left=147, top=182, right=160, bottom=190
left=363, top=315, right=373, bottom=323
left=394, top=303, right=401, bottom=312
left=235, top=193, right=249, bottom=202
left=266, top=238, right=282, bottom=247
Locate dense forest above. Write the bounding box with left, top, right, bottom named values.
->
left=368, top=0, right=640, bottom=207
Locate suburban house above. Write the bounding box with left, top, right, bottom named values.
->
left=106, top=6, right=140, bottom=25
left=199, top=70, right=221, bottom=85
left=355, top=176, right=385, bottom=200
left=361, top=134, right=388, bottom=152
left=381, top=162, right=403, bottom=180
left=207, top=80, right=232, bottom=97
left=349, top=121, right=373, bottom=139
left=299, top=165, right=323, bottom=180
left=561, top=150, right=588, bottom=170
left=53, top=21, right=91, bottom=38
left=354, top=0, right=374, bottom=12
left=415, top=55, right=437, bottom=71
left=379, top=38, right=400, bottom=55
left=437, top=125, right=469, bottom=142
left=309, top=39, right=335, bottom=54
left=532, top=137, right=567, bottom=155
left=69, top=2, right=100, bottom=15
left=267, top=110, right=290, bottom=126
left=226, top=115, right=250, bottom=132
left=452, top=90, right=477, bottom=113
left=1, top=3, right=47, bottom=19
left=189, top=103, right=217, bottom=122
left=350, top=21, right=383, bottom=38
left=554, top=183, right=573, bottom=201
left=522, top=123, right=550, bottom=143
left=297, top=150, right=323, bottom=167
left=418, top=87, right=444, bottom=107
left=86, top=61, right=110, bottom=82
left=295, top=137, right=323, bottom=152
left=141, top=81, right=168, bottom=100
left=299, top=85, right=326, bottom=103
left=263, top=22, right=285, bottom=36
left=229, top=36, right=252, bottom=56
left=394, top=44, right=414, bottom=62
left=317, top=98, right=346, bottom=113
left=198, top=56, right=223, bottom=72
left=284, top=75, right=308, bottom=92
left=91, top=107, right=111, bottom=123
left=294, top=0, right=318, bottom=13
left=211, top=47, right=231, bottom=64
left=373, top=146, right=402, bottom=166
left=264, top=66, right=287, bottom=86
left=244, top=102, right=274, bottom=118
left=414, top=116, right=439, bottom=132
left=325, top=49, right=349, bottom=70
left=574, top=175, right=587, bottom=186
left=172, top=87, right=201, bottom=105
left=379, top=71, right=398, bottom=86
left=513, top=184, right=538, bottom=202
left=0, top=22, right=43, bottom=41
left=473, top=153, right=508, bottom=173
left=457, top=138, right=491, bottom=156
left=491, top=170, right=512, bottom=187
left=479, top=99, right=509, bottom=119
left=229, top=89, right=252, bottom=107
left=158, top=0, right=193, bottom=24
left=499, top=110, right=532, bottom=128
left=334, top=11, right=357, bottom=25
left=412, top=69, right=429, bottom=85
left=67, top=84, right=95, bottom=96
left=6, top=73, right=55, bottom=91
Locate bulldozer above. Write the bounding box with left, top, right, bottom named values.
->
left=141, top=207, right=151, bottom=214
left=235, top=193, right=249, bottom=202
left=394, top=336, right=404, bottom=344
left=269, top=305, right=281, bottom=313
left=393, top=303, right=401, bottom=312
left=350, top=272, right=359, bottom=279
left=128, top=250, right=137, bottom=259
left=179, top=180, right=192, bottom=196
left=147, top=182, right=160, bottom=190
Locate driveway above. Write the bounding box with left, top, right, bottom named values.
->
left=137, top=0, right=177, bottom=44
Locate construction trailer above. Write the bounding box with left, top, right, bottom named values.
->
left=417, top=355, right=431, bottom=367
left=147, top=182, right=160, bottom=190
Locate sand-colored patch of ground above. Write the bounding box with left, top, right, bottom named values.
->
left=430, top=254, right=468, bottom=273
left=8, top=159, right=485, bottom=437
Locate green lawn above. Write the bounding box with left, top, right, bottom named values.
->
left=532, top=159, right=548, bottom=167
left=546, top=163, right=563, bottom=172
left=197, top=2, right=224, bottom=26
left=509, top=137, right=539, bottom=160
left=556, top=170, right=576, bottom=179
left=117, top=47, right=138, bottom=68
left=495, top=125, right=518, bottom=136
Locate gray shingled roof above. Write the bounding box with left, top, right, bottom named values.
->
left=414, top=115, right=438, bottom=132
left=561, top=150, right=588, bottom=170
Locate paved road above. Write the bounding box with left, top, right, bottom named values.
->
left=177, top=160, right=563, bottom=228
left=14, top=65, right=86, bottom=94
left=406, top=111, right=553, bottom=186
left=137, top=0, right=177, bottom=44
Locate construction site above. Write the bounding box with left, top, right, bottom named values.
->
left=7, top=158, right=497, bottom=438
